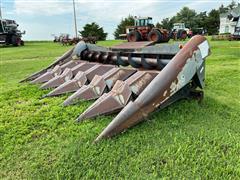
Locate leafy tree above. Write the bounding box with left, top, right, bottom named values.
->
left=206, top=9, right=220, bottom=35
left=156, top=17, right=178, bottom=30
left=155, top=22, right=162, bottom=28
left=79, top=22, right=107, bottom=41
left=114, top=15, right=135, bottom=39
left=112, top=1, right=237, bottom=37
left=174, top=7, right=198, bottom=29
left=227, top=0, right=238, bottom=9
left=219, top=4, right=229, bottom=13
left=160, top=18, right=175, bottom=30
left=195, top=11, right=208, bottom=30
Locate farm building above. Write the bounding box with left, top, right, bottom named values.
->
left=219, top=4, right=240, bottom=34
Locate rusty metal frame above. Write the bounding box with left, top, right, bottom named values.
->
left=21, top=35, right=210, bottom=142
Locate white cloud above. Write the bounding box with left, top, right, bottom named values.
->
left=12, top=0, right=234, bottom=40
left=186, top=0, right=232, bottom=12
left=14, top=0, right=165, bottom=39
left=14, top=0, right=72, bottom=15
left=14, top=0, right=160, bottom=17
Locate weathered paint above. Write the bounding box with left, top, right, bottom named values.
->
left=22, top=36, right=210, bottom=142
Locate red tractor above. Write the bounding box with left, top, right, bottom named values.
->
left=127, top=17, right=170, bottom=43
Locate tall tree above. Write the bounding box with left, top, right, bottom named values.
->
left=195, top=11, right=208, bottom=30
left=227, top=0, right=238, bottom=9
left=114, top=15, right=135, bottom=39
left=206, top=9, right=220, bottom=35
left=79, top=22, right=107, bottom=41
left=160, top=17, right=175, bottom=30
left=175, top=7, right=198, bottom=29
left=155, top=22, right=162, bottom=28
left=112, top=1, right=237, bottom=38
left=219, top=4, right=229, bottom=13
left=155, top=17, right=177, bottom=30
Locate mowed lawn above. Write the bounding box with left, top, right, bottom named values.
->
left=0, top=39, right=239, bottom=179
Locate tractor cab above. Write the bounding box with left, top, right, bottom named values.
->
left=172, top=23, right=190, bottom=34
left=171, top=23, right=190, bottom=40
left=0, top=18, right=25, bottom=46
left=0, top=19, right=19, bottom=34
left=173, top=23, right=186, bottom=30
left=134, top=17, right=153, bottom=27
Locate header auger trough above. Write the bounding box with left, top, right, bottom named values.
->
left=21, top=35, right=210, bottom=142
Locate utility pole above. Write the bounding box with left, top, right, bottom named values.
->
left=72, top=0, right=78, bottom=38
left=0, top=0, right=2, bottom=19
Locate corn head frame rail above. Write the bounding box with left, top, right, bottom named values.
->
left=21, top=35, right=210, bottom=142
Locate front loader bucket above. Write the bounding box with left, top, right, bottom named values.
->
left=22, top=35, right=210, bottom=142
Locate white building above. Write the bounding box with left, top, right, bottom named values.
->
left=219, top=4, right=240, bottom=34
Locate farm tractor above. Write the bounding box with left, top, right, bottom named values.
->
left=53, top=34, right=80, bottom=46
left=53, top=34, right=97, bottom=45
left=0, top=18, right=25, bottom=46
left=21, top=35, right=211, bottom=142
left=169, top=23, right=191, bottom=40
left=127, top=17, right=170, bottom=43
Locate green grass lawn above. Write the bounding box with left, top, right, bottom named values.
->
left=0, top=39, right=240, bottom=179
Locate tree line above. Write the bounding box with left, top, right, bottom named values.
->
left=114, top=1, right=239, bottom=38
left=79, top=1, right=239, bottom=40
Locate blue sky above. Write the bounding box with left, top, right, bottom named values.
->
left=1, top=0, right=235, bottom=40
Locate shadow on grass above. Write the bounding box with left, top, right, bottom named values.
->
left=1, top=83, right=236, bottom=141
left=0, top=45, right=25, bottom=49
left=1, top=83, right=239, bottom=179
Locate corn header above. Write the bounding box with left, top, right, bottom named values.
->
left=21, top=35, right=210, bottom=142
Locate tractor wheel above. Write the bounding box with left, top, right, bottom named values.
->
left=168, top=30, right=175, bottom=40
left=20, top=40, right=24, bottom=46
left=127, top=31, right=141, bottom=42
left=12, top=35, right=21, bottom=46
left=163, top=36, right=170, bottom=43
left=177, top=30, right=187, bottom=40
left=148, top=30, right=162, bottom=43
